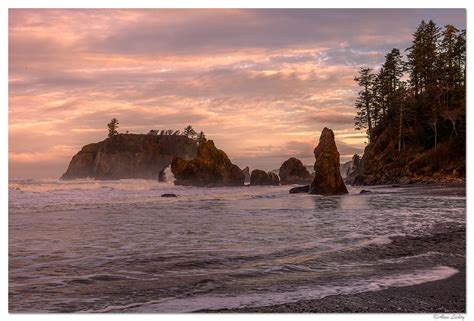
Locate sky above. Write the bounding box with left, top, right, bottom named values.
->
left=8, top=9, right=466, bottom=179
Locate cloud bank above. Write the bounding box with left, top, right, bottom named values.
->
left=9, top=9, right=465, bottom=178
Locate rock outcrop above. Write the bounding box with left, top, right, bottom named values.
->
left=279, top=157, right=313, bottom=185
left=171, top=139, right=244, bottom=187
left=340, top=160, right=352, bottom=179
left=289, top=185, right=310, bottom=194
left=268, top=172, right=280, bottom=185
left=61, top=134, right=197, bottom=180
left=242, top=166, right=251, bottom=183
left=346, top=126, right=465, bottom=185
left=250, top=169, right=280, bottom=186
left=309, top=128, right=348, bottom=195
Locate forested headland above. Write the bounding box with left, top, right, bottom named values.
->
left=349, top=20, right=466, bottom=185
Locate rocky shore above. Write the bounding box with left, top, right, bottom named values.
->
left=205, top=223, right=465, bottom=313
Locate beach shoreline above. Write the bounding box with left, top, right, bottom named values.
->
left=204, top=223, right=466, bottom=313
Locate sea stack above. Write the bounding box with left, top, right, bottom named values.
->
left=309, top=128, right=348, bottom=195
left=279, top=157, right=312, bottom=185
left=61, top=134, right=197, bottom=180
left=250, top=169, right=280, bottom=186
left=171, top=139, right=244, bottom=187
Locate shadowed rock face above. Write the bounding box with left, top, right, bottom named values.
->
left=279, top=157, right=313, bottom=185
left=268, top=172, right=280, bottom=186
left=310, top=128, right=348, bottom=195
left=250, top=169, right=280, bottom=186
left=61, top=134, right=197, bottom=180
left=171, top=140, right=244, bottom=187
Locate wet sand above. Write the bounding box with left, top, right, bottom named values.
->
left=206, top=223, right=465, bottom=313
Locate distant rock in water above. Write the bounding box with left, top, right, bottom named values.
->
left=161, top=193, right=177, bottom=197
left=250, top=169, right=280, bottom=186
left=279, top=157, right=312, bottom=185
left=340, top=160, right=352, bottom=179
left=61, top=134, right=197, bottom=180
left=268, top=172, right=280, bottom=186
left=171, top=139, right=244, bottom=187
left=289, top=185, right=310, bottom=194
left=242, top=166, right=250, bottom=183
left=310, top=128, right=348, bottom=195
left=359, top=189, right=371, bottom=194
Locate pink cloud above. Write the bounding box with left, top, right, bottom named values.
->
left=8, top=9, right=465, bottom=178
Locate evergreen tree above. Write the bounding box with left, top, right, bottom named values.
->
left=406, top=20, right=440, bottom=100
left=438, top=24, right=459, bottom=110
left=351, top=154, right=361, bottom=173
left=107, top=118, right=119, bottom=138
left=372, top=67, right=387, bottom=124
left=381, top=48, right=405, bottom=117
left=183, top=125, right=197, bottom=138
left=406, top=20, right=441, bottom=148
left=354, top=67, right=375, bottom=141
left=406, top=20, right=426, bottom=97
left=454, top=29, right=466, bottom=89
left=352, top=19, right=465, bottom=175
left=197, top=131, right=207, bottom=145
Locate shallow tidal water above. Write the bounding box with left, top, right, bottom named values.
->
left=8, top=178, right=465, bottom=312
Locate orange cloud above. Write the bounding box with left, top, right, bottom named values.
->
left=8, top=9, right=465, bottom=178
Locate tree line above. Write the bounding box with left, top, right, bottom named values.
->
left=354, top=20, right=465, bottom=154
left=106, top=119, right=206, bottom=143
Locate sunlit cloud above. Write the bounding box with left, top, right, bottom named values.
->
left=8, top=9, right=465, bottom=178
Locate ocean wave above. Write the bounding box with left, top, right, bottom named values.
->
left=88, top=266, right=458, bottom=312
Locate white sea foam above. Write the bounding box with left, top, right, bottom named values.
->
left=97, top=266, right=458, bottom=312
left=163, top=166, right=176, bottom=184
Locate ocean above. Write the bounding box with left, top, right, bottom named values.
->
left=8, top=176, right=465, bottom=312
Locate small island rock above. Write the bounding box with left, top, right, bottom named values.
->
left=250, top=169, right=280, bottom=186
left=171, top=139, right=244, bottom=187
left=61, top=134, right=197, bottom=180
left=268, top=172, right=280, bottom=186
left=279, top=157, right=313, bottom=185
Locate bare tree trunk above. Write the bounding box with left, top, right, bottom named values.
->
left=398, top=104, right=403, bottom=153
left=365, top=84, right=372, bottom=143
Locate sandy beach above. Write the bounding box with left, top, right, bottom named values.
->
left=206, top=223, right=465, bottom=313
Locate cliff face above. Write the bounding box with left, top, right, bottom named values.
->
left=61, top=134, right=198, bottom=180
left=171, top=139, right=244, bottom=187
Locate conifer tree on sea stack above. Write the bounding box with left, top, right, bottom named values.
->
left=107, top=118, right=119, bottom=138
left=183, top=125, right=197, bottom=139
left=197, top=131, right=207, bottom=145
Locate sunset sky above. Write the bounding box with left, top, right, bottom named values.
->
left=9, top=9, right=465, bottom=179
